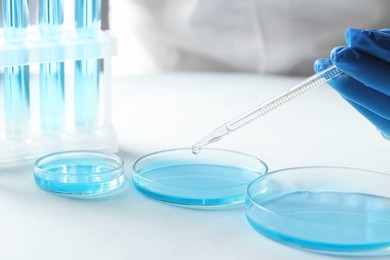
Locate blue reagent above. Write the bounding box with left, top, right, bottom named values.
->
left=39, top=0, right=64, bottom=40
left=74, top=59, right=100, bottom=128
left=2, top=0, right=30, bottom=139
left=34, top=156, right=124, bottom=195
left=75, top=0, right=101, bottom=130
left=3, top=65, right=30, bottom=138
left=2, top=0, right=28, bottom=43
left=40, top=62, right=65, bottom=134
left=39, top=0, right=65, bottom=135
left=247, top=191, right=390, bottom=251
left=75, top=0, right=101, bottom=38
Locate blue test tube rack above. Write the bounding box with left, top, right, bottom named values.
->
left=0, top=0, right=117, bottom=164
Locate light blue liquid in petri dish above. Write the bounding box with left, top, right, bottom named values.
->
left=34, top=152, right=125, bottom=196
left=134, top=163, right=260, bottom=206
left=247, top=191, right=390, bottom=252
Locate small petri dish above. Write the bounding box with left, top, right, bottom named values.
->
left=34, top=150, right=125, bottom=197
left=132, top=148, right=268, bottom=207
left=246, top=166, right=390, bottom=256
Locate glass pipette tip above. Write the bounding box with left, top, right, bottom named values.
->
left=192, top=64, right=343, bottom=154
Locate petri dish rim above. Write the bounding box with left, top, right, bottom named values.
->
left=246, top=165, right=390, bottom=209
left=33, top=150, right=126, bottom=197
left=133, top=147, right=268, bottom=206
left=34, top=150, right=125, bottom=179
left=133, top=147, right=269, bottom=185
left=246, top=166, right=390, bottom=256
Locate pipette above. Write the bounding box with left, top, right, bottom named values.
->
left=192, top=64, right=343, bottom=154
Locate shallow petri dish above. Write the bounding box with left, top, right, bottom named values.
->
left=246, top=166, right=390, bottom=256
left=132, top=148, right=268, bottom=207
left=34, top=150, right=125, bottom=197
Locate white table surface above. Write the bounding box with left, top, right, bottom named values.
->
left=0, top=73, right=389, bottom=260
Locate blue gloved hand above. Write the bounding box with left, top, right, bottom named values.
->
left=314, top=28, right=390, bottom=139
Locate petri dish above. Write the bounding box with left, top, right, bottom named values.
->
left=132, top=148, right=268, bottom=207
left=246, top=166, right=390, bottom=256
left=34, top=150, right=125, bottom=197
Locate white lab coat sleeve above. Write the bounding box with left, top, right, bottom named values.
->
left=125, top=0, right=390, bottom=76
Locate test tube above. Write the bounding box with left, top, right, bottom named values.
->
left=39, top=0, right=65, bottom=134
left=2, top=0, right=30, bottom=139
left=74, top=0, right=101, bottom=129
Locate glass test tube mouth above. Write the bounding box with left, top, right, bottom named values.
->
left=2, top=0, right=29, bottom=41
left=75, top=0, right=101, bottom=38
left=39, top=0, right=64, bottom=40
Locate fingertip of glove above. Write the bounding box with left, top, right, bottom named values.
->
left=330, top=46, right=347, bottom=63
left=345, top=27, right=390, bottom=48
left=345, top=28, right=367, bottom=46
left=313, top=58, right=332, bottom=73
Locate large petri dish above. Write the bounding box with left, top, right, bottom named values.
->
left=34, top=150, right=125, bottom=197
left=246, top=166, right=390, bottom=256
left=133, top=148, right=268, bottom=207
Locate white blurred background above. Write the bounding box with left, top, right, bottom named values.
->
left=108, top=0, right=390, bottom=77
left=110, top=0, right=159, bottom=76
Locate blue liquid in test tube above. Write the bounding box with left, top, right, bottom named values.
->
left=39, top=0, right=65, bottom=134
left=75, top=0, right=101, bottom=129
left=2, top=0, right=30, bottom=139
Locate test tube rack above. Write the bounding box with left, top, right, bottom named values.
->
left=0, top=1, right=118, bottom=164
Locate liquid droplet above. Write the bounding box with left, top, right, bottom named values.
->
left=192, top=146, right=201, bottom=155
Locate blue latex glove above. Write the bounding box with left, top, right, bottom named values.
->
left=314, top=28, right=390, bottom=139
